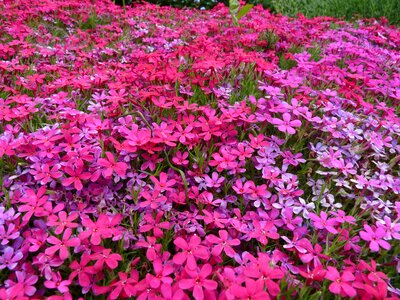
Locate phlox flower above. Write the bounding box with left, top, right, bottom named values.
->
left=325, top=267, right=357, bottom=298
left=0, top=247, right=23, bottom=270
left=271, top=113, right=302, bottom=134
left=47, top=211, right=79, bottom=235
left=359, top=224, right=391, bottom=252
left=109, top=271, right=138, bottom=300
left=97, top=152, right=128, bottom=178
left=309, top=211, right=338, bottom=234
left=173, top=235, right=209, bottom=270
left=45, top=228, right=80, bottom=260
left=179, top=264, right=218, bottom=300
left=4, top=271, right=38, bottom=297
left=206, top=230, right=240, bottom=258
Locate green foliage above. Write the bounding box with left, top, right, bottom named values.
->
left=229, top=0, right=254, bottom=25
left=130, top=0, right=399, bottom=25
left=229, top=0, right=240, bottom=25
left=268, top=0, right=400, bottom=25
left=236, top=4, right=254, bottom=20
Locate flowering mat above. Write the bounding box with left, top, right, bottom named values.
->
left=0, top=0, right=400, bottom=299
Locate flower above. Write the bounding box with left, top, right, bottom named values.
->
left=179, top=264, right=218, bottom=300
left=45, top=228, right=80, bottom=260
left=206, top=230, right=240, bottom=258
left=270, top=113, right=302, bottom=134
left=359, top=224, right=391, bottom=252
left=325, top=267, right=357, bottom=298
left=0, top=247, right=23, bottom=270
left=47, top=211, right=79, bottom=235
left=309, top=211, right=338, bottom=234
left=97, top=152, right=128, bottom=178
left=109, top=271, right=138, bottom=300
left=173, top=235, right=209, bottom=270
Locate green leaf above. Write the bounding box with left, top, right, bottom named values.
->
left=229, top=0, right=240, bottom=15
left=237, top=4, right=254, bottom=20
left=229, top=0, right=240, bottom=25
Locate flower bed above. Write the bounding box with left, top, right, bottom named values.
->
left=0, top=0, right=399, bottom=299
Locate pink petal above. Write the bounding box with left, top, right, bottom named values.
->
left=174, top=237, right=188, bottom=250
left=193, top=285, right=204, bottom=300
left=202, top=279, right=218, bottom=291
left=173, top=252, right=187, bottom=265
left=329, top=282, right=341, bottom=295
left=179, top=279, right=195, bottom=289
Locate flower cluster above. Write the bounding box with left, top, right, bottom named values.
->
left=0, top=0, right=399, bottom=299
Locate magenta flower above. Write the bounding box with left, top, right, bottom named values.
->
left=245, top=255, right=284, bottom=296
left=179, top=264, right=218, bottom=300
left=359, top=224, right=391, bottom=252
left=206, top=230, right=240, bottom=258
left=271, top=113, right=302, bottom=134
left=150, top=172, right=177, bottom=192
left=229, top=279, right=270, bottom=300
left=91, top=248, right=122, bottom=270
left=148, top=258, right=174, bottom=289
left=79, top=215, right=113, bottom=245
left=139, top=211, right=170, bottom=238
left=47, top=211, right=79, bottom=235
left=69, top=253, right=95, bottom=287
left=0, top=223, right=20, bottom=245
left=109, top=271, right=138, bottom=300
left=325, top=267, right=356, bottom=298
left=44, top=272, right=71, bottom=293
left=61, top=162, right=91, bottom=191
left=136, top=236, right=162, bottom=261
left=30, top=163, right=63, bottom=185
left=249, top=220, right=280, bottom=245
left=97, top=152, right=128, bottom=178
left=45, top=228, right=80, bottom=260
left=173, top=235, right=209, bottom=270
left=4, top=271, right=38, bottom=297
left=309, top=211, right=338, bottom=234
left=298, top=240, right=330, bottom=267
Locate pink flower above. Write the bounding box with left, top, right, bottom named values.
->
left=249, top=220, right=280, bottom=245
left=206, top=230, right=240, bottom=258
left=69, top=253, right=95, bottom=287
left=29, top=163, right=63, bottom=185
left=298, top=240, right=330, bottom=267
left=245, top=255, right=284, bottom=296
left=45, top=228, right=80, bottom=260
left=229, top=279, right=270, bottom=300
left=150, top=172, right=176, bottom=192
left=47, top=211, right=79, bottom=235
left=44, top=272, right=71, bottom=293
left=136, top=236, right=162, bottom=261
left=91, top=248, right=122, bottom=270
left=271, top=113, right=301, bottom=134
left=179, top=264, right=218, bottom=300
left=309, top=211, right=338, bottom=234
left=359, top=224, right=391, bottom=252
left=97, top=152, right=127, bottom=178
left=4, top=271, right=38, bottom=297
left=139, top=211, right=170, bottom=238
left=173, top=235, right=209, bottom=270
left=148, top=258, right=174, bottom=289
left=79, top=215, right=113, bottom=245
left=325, top=267, right=357, bottom=298
left=109, top=271, right=138, bottom=300
left=61, top=162, right=91, bottom=191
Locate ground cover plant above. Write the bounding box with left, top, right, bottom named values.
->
left=126, top=0, right=400, bottom=25
left=0, top=0, right=399, bottom=299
